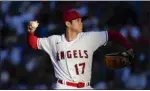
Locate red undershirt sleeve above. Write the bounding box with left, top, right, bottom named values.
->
left=27, top=32, right=38, bottom=49
left=107, top=30, right=132, bottom=50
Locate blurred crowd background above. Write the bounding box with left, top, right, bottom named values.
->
left=0, top=1, right=150, bottom=90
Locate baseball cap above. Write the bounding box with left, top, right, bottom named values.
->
left=63, top=10, right=82, bottom=22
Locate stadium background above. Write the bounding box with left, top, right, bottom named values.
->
left=0, top=1, right=150, bottom=90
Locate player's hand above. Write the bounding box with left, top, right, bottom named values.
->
left=28, top=21, right=39, bottom=34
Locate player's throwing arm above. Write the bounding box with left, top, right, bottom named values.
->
left=27, top=21, right=39, bottom=49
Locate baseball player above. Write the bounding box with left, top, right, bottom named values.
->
left=27, top=10, right=134, bottom=89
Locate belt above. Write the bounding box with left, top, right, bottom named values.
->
left=58, top=79, right=90, bottom=88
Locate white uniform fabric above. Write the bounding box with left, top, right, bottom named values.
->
left=37, top=31, right=108, bottom=89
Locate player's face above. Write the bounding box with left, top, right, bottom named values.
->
left=70, top=18, right=83, bottom=33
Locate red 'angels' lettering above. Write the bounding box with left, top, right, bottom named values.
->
left=56, top=50, right=88, bottom=61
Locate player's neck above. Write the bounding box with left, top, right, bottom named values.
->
left=65, top=29, right=78, bottom=42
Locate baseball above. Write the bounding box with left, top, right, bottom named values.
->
left=31, top=21, right=38, bottom=29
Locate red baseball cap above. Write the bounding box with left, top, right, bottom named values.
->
left=63, top=10, right=81, bottom=22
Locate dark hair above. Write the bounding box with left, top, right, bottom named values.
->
left=69, top=20, right=73, bottom=24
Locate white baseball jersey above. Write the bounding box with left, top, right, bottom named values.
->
left=37, top=31, right=108, bottom=85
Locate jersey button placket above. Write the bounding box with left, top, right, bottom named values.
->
left=64, top=49, right=75, bottom=81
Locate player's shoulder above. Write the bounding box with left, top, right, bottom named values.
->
left=48, top=35, right=61, bottom=39
left=46, top=35, right=62, bottom=43
left=81, top=31, right=106, bottom=36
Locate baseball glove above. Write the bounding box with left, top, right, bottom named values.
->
left=105, top=49, right=134, bottom=69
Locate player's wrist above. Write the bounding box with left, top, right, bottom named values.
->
left=28, top=31, right=35, bottom=34
left=28, top=27, right=36, bottom=34
left=28, top=31, right=35, bottom=36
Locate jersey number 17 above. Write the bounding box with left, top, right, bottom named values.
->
left=74, top=62, right=85, bottom=75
